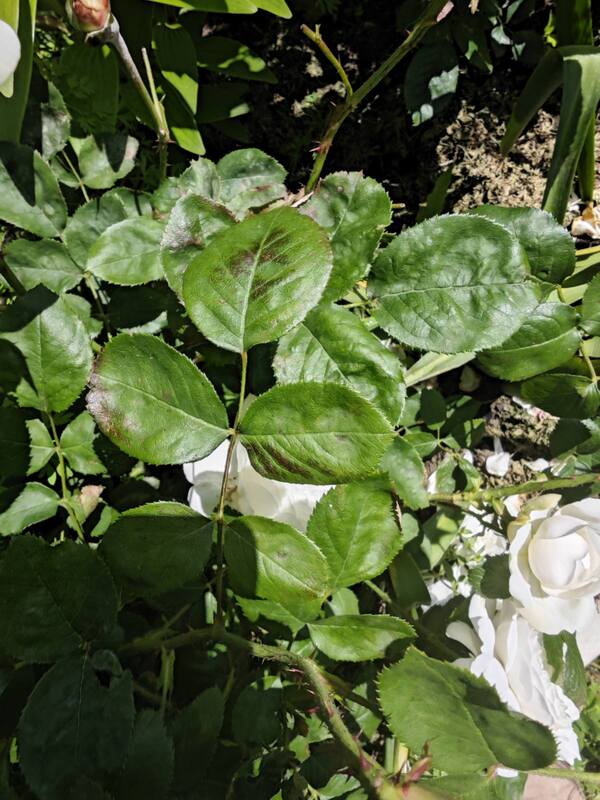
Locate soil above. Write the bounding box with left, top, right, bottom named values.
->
left=200, top=0, right=600, bottom=235
left=203, top=0, right=600, bottom=227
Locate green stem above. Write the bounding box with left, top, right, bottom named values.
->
left=430, top=472, right=600, bottom=506
left=531, top=767, right=600, bottom=785
left=215, top=351, right=248, bottom=623
left=301, top=24, right=353, bottom=98
left=0, top=256, right=25, bottom=295
left=48, top=414, right=86, bottom=542
left=582, top=346, right=598, bottom=383
left=96, top=16, right=170, bottom=176
left=61, top=150, right=90, bottom=202
left=305, top=0, right=449, bottom=192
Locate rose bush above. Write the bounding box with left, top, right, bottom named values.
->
left=508, top=495, right=600, bottom=635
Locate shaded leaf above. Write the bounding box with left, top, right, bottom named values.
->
left=3, top=239, right=83, bottom=293
left=520, top=358, right=600, bottom=418
left=99, top=502, right=212, bottom=596
left=224, top=515, right=332, bottom=620
left=73, top=133, right=139, bottom=190
left=0, top=287, right=93, bottom=413
left=114, top=710, right=174, bottom=800
left=196, top=37, right=276, bottom=83
left=171, top=687, right=224, bottom=793
left=581, top=273, right=600, bottom=335
left=18, top=654, right=134, bottom=800
left=0, top=406, right=30, bottom=478
left=0, top=536, right=117, bottom=661
left=0, top=143, right=66, bottom=237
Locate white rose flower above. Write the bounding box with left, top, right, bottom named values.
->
left=447, top=595, right=581, bottom=765
left=507, top=494, right=600, bottom=636
left=0, top=20, right=21, bottom=92
left=184, top=440, right=333, bottom=531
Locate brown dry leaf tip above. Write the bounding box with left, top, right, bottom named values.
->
left=66, top=0, right=111, bottom=33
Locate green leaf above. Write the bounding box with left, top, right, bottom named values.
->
left=3, top=239, right=83, bottom=293
left=161, top=195, right=235, bottom=296
left=224, top=515, right=332, bottom=620
left=99, top=502, right=212, bottom=596
left=237, top=595, right=306, bottom=634
left=501, top=48, right=564, bottom=156
left=389, top=550, right=431, bottom=607
left=274, top=305, right=404, bottom=424
left=468, top=206, right=575, bottom=283
left=405, top=351, right=475, bottom=387
left=171, top=687, right=224, bottom=793
left=301, top=172, right=391, bottom=302
left=404, top=43, right=459, bottom=125
left=88, top=217, right=165, bottom=285
left=370, top=215, right=539, bottom=353
left=88, top=333, right=229, bottom=464
left=0, top=143, right=66, bottom=237
left=60, top=411, right=105, bottom=475
left=216, top=147, right=286, bottom=215
left=543, top=47, right=600, bottom=222
left=154, top=23, right=198, bottom=113
left=0, top=483, right=59, bottom=535
left=196, top=37, right=276, bottom=84
left=63, top=190, right=131, bottom=268
left=479, top=554, right=511, bottom=599
left=306, top=482, right=402, bottom=588
left=382, top=437, right=429, bottom=510
left=581, top=273, right=600, bottom=335
left=0, top=287, right=93, bottom=413
left=26, top=418, right=54, bottom=474
left=477, top=303, right=581, bottom=381
left=378, top=647, right=557, bottom=773
left=309, top=615, right=414, bottom=661
left=232, top=677, right=282, bottom=745
left=0, top=536, right=117, bottom=661
left=72, top=133, right=139, bottom=190
left=196, top=82, right=250, bottom=123
left=114, top=710, right=174, bottom=800
left=183, top=207, right=332, bottom=353
left=55, top=43, right=119, bottom=133
left=163, top=88, right=205, bottom=156
left=18, top=654, right=134, bottom=800
left=254, top=0, right=291, bottom=15
left=520, top=358, right=600, bottom=418
left=152, top=157, right=219, bottom=215
left=0, top=406, right=29, bottom=477
left=23, top=81, right=71, bottom=161
left=239, top=383, right=394, bottom=484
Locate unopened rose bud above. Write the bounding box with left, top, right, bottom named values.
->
left=66, top=0, right=111, bottom=33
